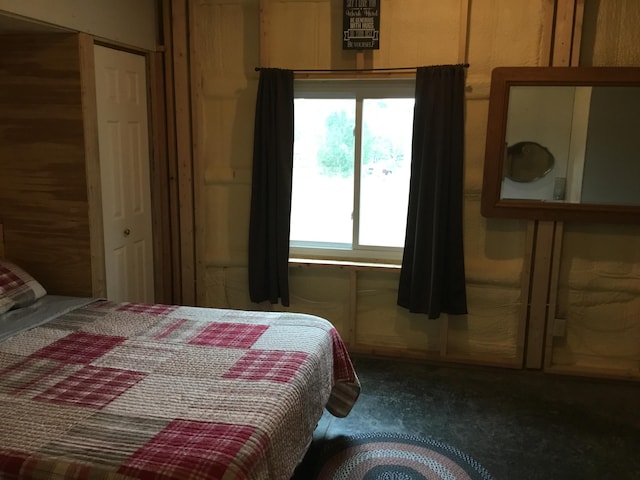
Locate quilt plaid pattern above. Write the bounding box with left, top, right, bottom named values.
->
left=32, top=331, right=126, bottom=364
left=34, top=365, right=147, bottom=409
left=0, top=301, right=361, bottom=480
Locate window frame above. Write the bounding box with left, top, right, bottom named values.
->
left=290, top=78, right=416, bottom=264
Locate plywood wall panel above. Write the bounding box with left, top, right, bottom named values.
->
left=3, top=224, right=91, bottom=296
left=0, top=33, right=92, bottom=296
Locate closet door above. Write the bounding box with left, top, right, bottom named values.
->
left=94, top=45, right=154, bottom=303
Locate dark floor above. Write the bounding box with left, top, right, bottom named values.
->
left=293, top=354, right=640, bottom=480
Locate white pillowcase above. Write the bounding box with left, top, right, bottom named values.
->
left=0, top=259, right=47, bottom=314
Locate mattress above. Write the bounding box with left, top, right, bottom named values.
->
left=0, top=298, right=360, bottom=479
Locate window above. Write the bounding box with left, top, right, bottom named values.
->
left=290, top=79, right=415, bottom=262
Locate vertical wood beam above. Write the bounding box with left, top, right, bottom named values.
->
left=544, top=223, right=564, bottom=368
left=570, top=0, right=585, bottom=67
left=259, top=0, right=270, bottom=67
left=516, top=222, right=536, bottom=366
left=542, top=1, right=582, bottom=364
left=149, top=50, right=174, bottom=304
left=79, top=32, right=106, bottom=299
left=525, top=0, right=584, bottom=369
left=188, top=2, right=207, bottom=305
left=551, top=0, right=584, bottom=67
left=439, top=317, right=449, bottom=357
left=162, top=0, right=182, bottom=304
left=525, top=220, right=555, bottom=368
left=348, top=270, right=358, bottom=346
left=457, top=0, right=470, bottom=64
left=539, top=1, right=556, bottom=66
left=438, top=0, right=472, bottom=358
left=170, top=0, right=196, bottom=305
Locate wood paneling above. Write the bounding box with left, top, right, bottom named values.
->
left=171, top=0, right=196, bottom=305
left=0, top=33, right=93, bottom=296
left=157, top=0, right=196, bottom=306
left=79, top=33, right=106, bottom=299
left=149, top=50, right=174, bottom=305
left=161, top=0, right=183, bottom=304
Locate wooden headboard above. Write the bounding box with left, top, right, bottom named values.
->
left=0, top=222, right=4, bottom=258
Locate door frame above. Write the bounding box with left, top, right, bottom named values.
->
left=79, top=33, right=175, bottom=304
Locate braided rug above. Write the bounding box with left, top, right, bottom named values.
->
left=310, top=433, right=495, bottom=480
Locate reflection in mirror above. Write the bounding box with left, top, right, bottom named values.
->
left=481, top=66, right=640, bottom=224
left=581, top=87, right=640, bottom=205
left=502, top=85, right=640, bottom=205
left=504, top=141, right=555, bottom=183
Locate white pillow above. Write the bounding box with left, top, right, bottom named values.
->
left=0, top=259, right=47, bottom=314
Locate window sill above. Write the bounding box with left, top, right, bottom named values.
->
left=289, top=257, right=401, bottom=272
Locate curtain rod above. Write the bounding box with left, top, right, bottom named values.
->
left=254, top=64, right=469, bottom=73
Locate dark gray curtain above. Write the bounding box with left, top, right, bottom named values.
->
left=248, top=68, right=294, bottom=306
left=397, top=65, right=468, bottom=318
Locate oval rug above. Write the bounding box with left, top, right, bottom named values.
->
left=311, top=433, right=495, bottom=480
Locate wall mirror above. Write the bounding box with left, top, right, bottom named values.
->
left=481, top=66, right=640, bottom=224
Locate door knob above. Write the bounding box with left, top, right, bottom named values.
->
left=123, top=228, right=131, bottom=237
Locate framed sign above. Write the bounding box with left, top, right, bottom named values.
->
left=343, top=0, right=380, bottom=50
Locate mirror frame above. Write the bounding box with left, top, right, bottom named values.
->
left=481, top=66, right=640, bottom=224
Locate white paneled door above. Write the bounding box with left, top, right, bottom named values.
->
left=94, top=45, right=154, bottom=303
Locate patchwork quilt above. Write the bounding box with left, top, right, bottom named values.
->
left=0, top=301, right=360, bottom=479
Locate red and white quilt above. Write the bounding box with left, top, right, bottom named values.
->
left=0, top=300, right=360, bottom=479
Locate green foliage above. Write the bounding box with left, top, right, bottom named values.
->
left=317, top=111, right=355, bottom=177
left=316, top=101, right=406, bottom=178
left=361, top=101, right=405, bottom=169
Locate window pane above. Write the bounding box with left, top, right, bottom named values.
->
left=291, top=99, right=355, bottom=245
left=359, top=98, right=414, bottom=247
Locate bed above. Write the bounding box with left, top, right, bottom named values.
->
left=0, top=258, right=361, bottom=479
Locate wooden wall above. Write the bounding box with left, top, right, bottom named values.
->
left=0, top=33, right=93, bottom=296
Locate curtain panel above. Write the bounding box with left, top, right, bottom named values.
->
left=397, top=65, right=468, bottom=318
left=248, top=68, right=294, bottom=306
